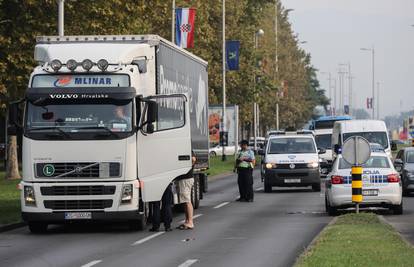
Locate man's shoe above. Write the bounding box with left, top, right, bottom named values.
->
left=247, top=199, right=254, bottom=202
left=236, top=198, right=245, bottom=202
left=165, top=227, right=173, bottom=232
left=149, top=227, right=159, bottom=232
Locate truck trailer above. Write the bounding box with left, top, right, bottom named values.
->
left=8, top=35, right=209, bottom=233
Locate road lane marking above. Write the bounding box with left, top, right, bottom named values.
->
left=255, top=187, right=263, bottom=191
left=179, top=214, right=203, bottom=224
left=131, top=232, right=165, bottom=246
left=81, top=260, right=102, bottom=267
left=178, top=259, right=199, bottom=267
left=213, top=202, right=230, bottom=209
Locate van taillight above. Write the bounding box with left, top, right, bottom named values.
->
left=331, top=175, right=344, bottom=184
left=387, top=174, right=400, bottom=183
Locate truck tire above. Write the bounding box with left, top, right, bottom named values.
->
left=312, top=183, right=321, bottom=192
left=28, top=222, right=48, bottom=233
left=201, top=173, right=208, bottom=193
left=392, top=202, right=403, bottom=215
left=191, top=176, right=200, bottom=209
left=264, top=180, right=272, bottom=193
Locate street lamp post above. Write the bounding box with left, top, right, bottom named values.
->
left=58, top=0, right=64, bottom=36
left=361, top=47, right=375, bottom=119
left=253, top=29, right=264, bottom=152
left=320, top=72, right=332, bottom=115
left=222, top=0, right=226, bottom=161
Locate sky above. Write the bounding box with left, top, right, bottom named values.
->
left=281, top=0, right=414, bottom=118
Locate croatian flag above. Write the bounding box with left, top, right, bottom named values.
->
left=176, top=8, right=196, bottom=49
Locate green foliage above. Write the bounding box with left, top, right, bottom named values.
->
left=0, top=173, right=21, bottom=224
left=0, top=0, right=328, bottom=129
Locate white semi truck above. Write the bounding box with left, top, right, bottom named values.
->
left=8, top=35, right=209, bottom=233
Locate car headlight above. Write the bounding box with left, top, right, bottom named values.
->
left=24, top=186, right=36, bottom=206
left=266, top=163, right=277, bottom=169
left=307, top=162, right=319, bottom=168
left=121, top=184, right=133, bottom=204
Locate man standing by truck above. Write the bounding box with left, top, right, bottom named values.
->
left=235, top=140, right=256, bottom=202
left=177, top=151, right=196, bottom=230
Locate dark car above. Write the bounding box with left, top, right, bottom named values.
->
left=394, top=147, right=414, bottom=196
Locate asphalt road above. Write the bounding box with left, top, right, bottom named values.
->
left=0, top=171, right=331, bottom=267
left=385, top=193, right=414, bottom=245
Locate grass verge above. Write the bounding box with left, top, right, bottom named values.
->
left=295, top=213, right=414, bottom=267
left=0, top=174, right=21, bottom=225
left=207, top=156, right=236, bottom=177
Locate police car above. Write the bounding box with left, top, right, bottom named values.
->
left=325, top=146, right=402, bottom=216
left=261, top=131, right=324, bottom=193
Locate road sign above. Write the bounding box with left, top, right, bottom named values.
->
left=342, top=136, right=371, bottom=166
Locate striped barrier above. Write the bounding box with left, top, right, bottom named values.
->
left=352, top=166, right=363, bottom=204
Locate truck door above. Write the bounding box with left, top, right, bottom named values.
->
left=137, top=94, right=192, bottom=202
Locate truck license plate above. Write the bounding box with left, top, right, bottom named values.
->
left=362, top=189, right=378, bottom=196
left=64, top=212, right=92, bottom=220
left=284, top=178, right=301, bottom=183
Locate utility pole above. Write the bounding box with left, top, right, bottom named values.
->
left=172, top=0, right=175, bottom=42
left=274, top=1, right=279, bottom=130
left=338, top=69, right=347, bottom=115
left=222, top=0, right=227, bottom=161
left=253, top=29, right=264, bottom=152
left=333, top=79, right=337, bottom=115
left=361, top=46, right=375, bottom=119
left=58, top=0, right=64, bottom=36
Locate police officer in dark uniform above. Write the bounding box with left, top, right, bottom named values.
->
left=235, top=140, right=256, bottom=202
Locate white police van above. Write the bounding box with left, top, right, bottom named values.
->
left=325, top=146, right=402, bottom=216
left=261, top=131, right=324, bottom=193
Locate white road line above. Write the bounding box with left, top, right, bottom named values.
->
left=178, top=259, right=199, bottom=267
left=179, top=213, right=203, bottom=224
left=131, top=232, right=165, bottom=246
left=81, top=260, right=102, bottom=267
left=255, top=187, right=263, bottom=191
left=213, top=201, right=230, bottom=209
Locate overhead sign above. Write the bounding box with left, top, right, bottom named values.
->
left=31, top=74, right=130, bottom=88
left=342, top=136, right=371, bottom=165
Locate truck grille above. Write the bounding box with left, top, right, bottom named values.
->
left=41, top=186, right=116, bottom=196
left=35, top=162, right=121, bottom=178
left=44, top=200, right=113, bottom=210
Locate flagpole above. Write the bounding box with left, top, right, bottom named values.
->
left=222, top=0, right=226, bottom=161
left=172, top=0, right=175, bottom=43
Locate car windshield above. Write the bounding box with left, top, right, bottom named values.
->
left=343, top=132, right=388, bottom=149
left=406, top=151, right=414, bottom=163
left=25, top=100, right=133, bottom=133
left=315, top=134, right=332, bottom=149
left=268, top=137, right=316, bottom=154
left=339, top=156, right=390, bottom=169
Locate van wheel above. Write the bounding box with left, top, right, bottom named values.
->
left=312, top=183, right=321, bottom=192
left=191, top=177, right=200, bottom=209
left=28, top=222, right=48, bottom=233
left=264, top=181, right=272, bottom=193
left=392, top=202, right=403, bottom=215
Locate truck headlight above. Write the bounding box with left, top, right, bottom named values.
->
left=24, top=186, right=36, bottom=206
left=307, top=162, right=319, bottom=168
left=121, top=184, right=133, bottom=204
left=266, top=163, right=277, bottom=169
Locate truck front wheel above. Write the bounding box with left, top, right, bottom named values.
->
left=28, top=222, right=48, bottom=233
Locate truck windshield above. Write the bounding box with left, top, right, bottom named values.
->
left=315, top=134, right=332, bottom=149
left=268, top=138, right=316, bottom=154
left=343, top=132, right=388, bottom=149
left=25, top=100, right=133, bottom=139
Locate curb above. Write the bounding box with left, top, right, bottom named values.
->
left=0, top=222, right=26, bottom=233
left=378, top=215, right=414, bottom=248
left=293, top=216, right=337, bottom=266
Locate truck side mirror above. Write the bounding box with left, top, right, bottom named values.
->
left=147, top=100, right=158, bottom=124
left=391, top=141, right=398, bottom=151
left=333, top=144, right=341, bottom=154
left=8, top=102, right=23, bottom=135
